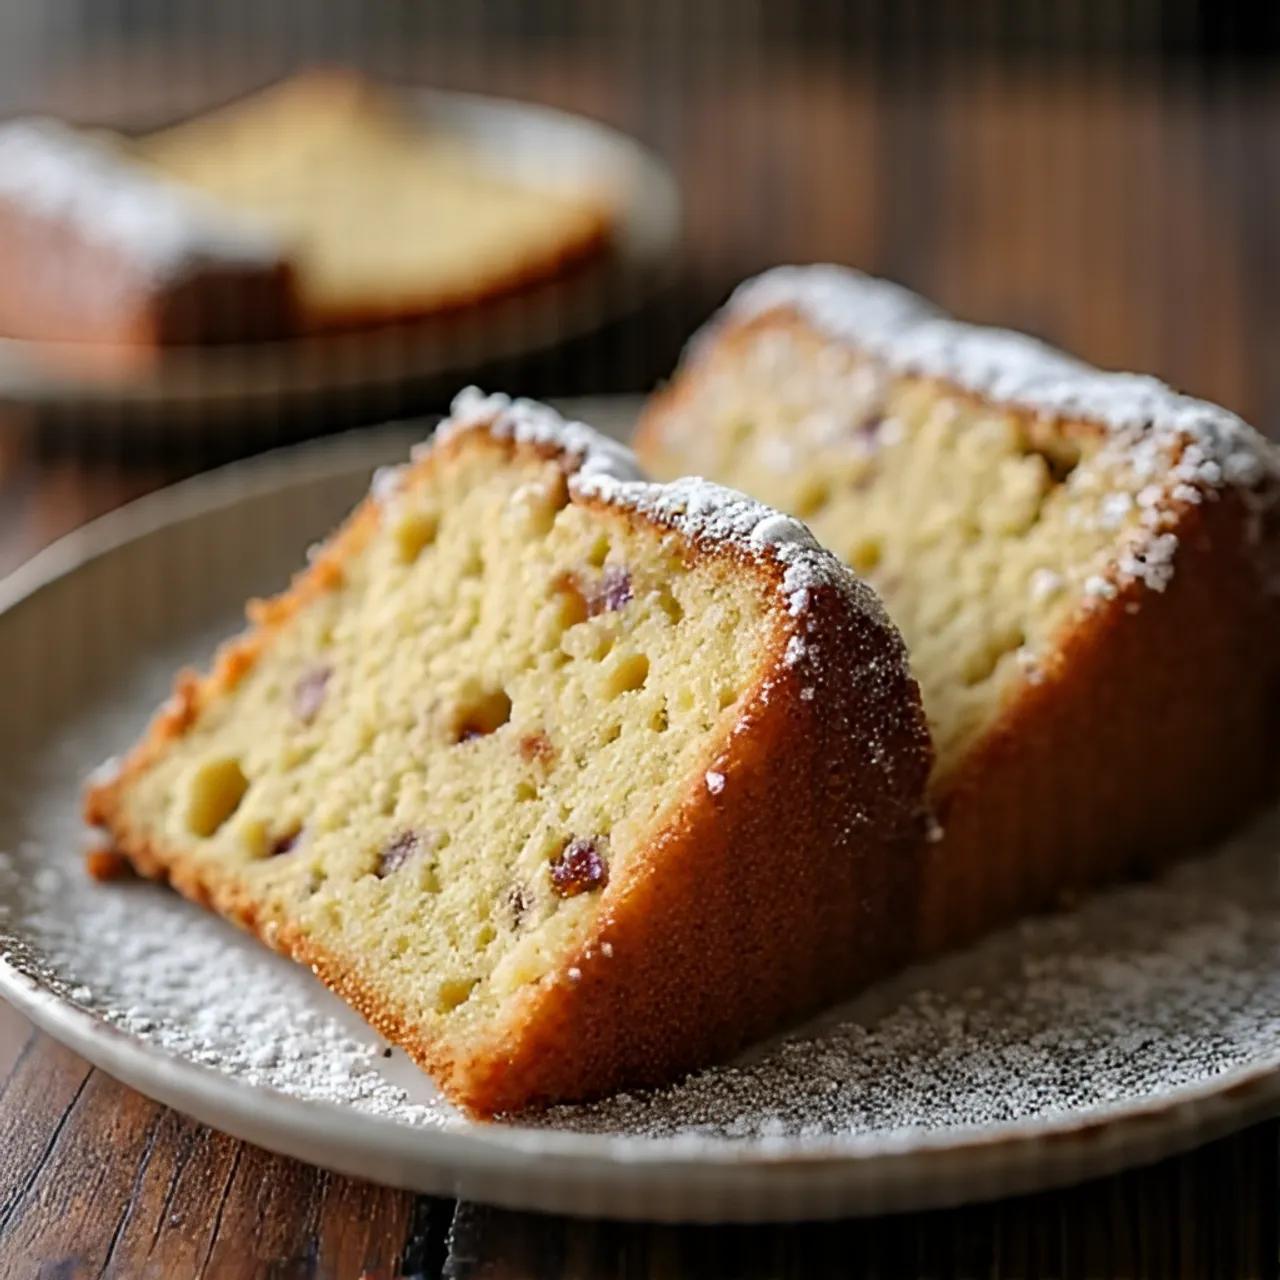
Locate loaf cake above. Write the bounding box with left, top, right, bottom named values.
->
left=85, top=389, right=931, bottom=1114
left=0, top=118, right=296, bottom=358
left=637, top=265, right=1280, bottom=954
left=138, top=72, right=614, bottom=330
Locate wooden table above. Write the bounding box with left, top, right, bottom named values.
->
left=3, top=47, right=1280, bottom=1278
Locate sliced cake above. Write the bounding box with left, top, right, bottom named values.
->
left=0, top=73, right=612, bottom=359
left=138, top=72, right=614, bottom=330
left=0, top=118, right=296, bottom=357
left=86, top=389, right=931, bottom=1115
left=637, top=265, right=1280, bottom=954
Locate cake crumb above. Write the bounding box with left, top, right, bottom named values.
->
left=705, top=770, right=726, bottom=795
left=84, top=846, right=134, bottom=882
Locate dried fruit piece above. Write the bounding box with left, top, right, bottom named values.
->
left=855, top=412, right=885, bottom=446
left=518, top=731, right=554, bottom=764
left=590, top=565, right=633, bottom=615
left=378, top=830, right=424, bottom=878
left=293, top=666, right=331, bottom=724
left=270, top=828, right=303, bottom=857
left=553, top=565, right=633, bottom=624
left=549, top=836, right=609, bottom=898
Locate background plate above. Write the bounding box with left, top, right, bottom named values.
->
left=2, top=399, right=1280, bottom=1223
left=0, top=93, right=680, bottom=422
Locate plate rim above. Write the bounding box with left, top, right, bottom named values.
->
left=3, top=416, right=1280, bottom=1220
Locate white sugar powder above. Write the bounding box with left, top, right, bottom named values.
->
left=5, top=671, right=1280, bottom=1149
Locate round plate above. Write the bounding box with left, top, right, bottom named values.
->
left=3, top=399, right=1280, bottom=1223
left=0, top=93, right=680, bottom=421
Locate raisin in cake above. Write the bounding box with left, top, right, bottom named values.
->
left=138, top=72, right=613, bottom=330
left=0, top=118, right=296, bottom=357
left=86, top=389, right=930, bottom=1115
left=637, top=265, right=1280, bottom=954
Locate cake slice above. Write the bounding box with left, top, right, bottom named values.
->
left=637, top=265, right=1280, bottom=954
left=0, top=118, right=297, bottom=357
left=0, top=73, right=612, bottom=358
left=138, top=72, right=614, bottom=330
left=86, top=389, right=930, bottom=1114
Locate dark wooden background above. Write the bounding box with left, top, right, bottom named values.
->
left=3, top=10, right=1280, bottom=1276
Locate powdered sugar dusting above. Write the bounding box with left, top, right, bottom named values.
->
left=430, top=389, right=898, bottom=647
left=710, top=265, right=1280, bottom=600
left=575, top=465, right=896, bottom=649
left=440, top=387, right=642, bottom=486
left=531, top=806, right=1280, bottom=1143
left=0, top=117, right=285, bottom=278
left=723, top=265, right=1273, bottom=493
left=368, top=464, right=407, bottom=503
left=2, top=688, right=453, bottom=1127
left=1028, top=568, right=1064, bottom=603
left=5, top=693, right=1280, bottom=1147
left=4, top=505, right=1280, bottom=1154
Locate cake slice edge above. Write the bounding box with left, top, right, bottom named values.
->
left=86, top=389, right=933, bottom=1114
left=636, top=265, right=1280, bottom=954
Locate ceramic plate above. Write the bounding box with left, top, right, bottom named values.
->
left=3, top=398, right=1280, bottom=1223
left=0, top=93, right=679, bottom=422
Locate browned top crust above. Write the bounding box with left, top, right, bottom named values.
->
left=694, top=265, right=1279, bottom=502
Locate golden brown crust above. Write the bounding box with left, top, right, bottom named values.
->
left=0, top=197, right=298, bottom=365
left=292, top=217, right=613, bottom=335
left=637, top=307, right=1280, bottom=961
left=83, top=845, right=135, bottom=882
left=441, top=543, right=931, bottom=1114
left=86, top=421, right=932, bottom=1116
left=85, top=496, right=381, bottom=820
left=918, top=488, right=1280, bottom=953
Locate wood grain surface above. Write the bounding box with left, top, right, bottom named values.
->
left=3, top=38, right=1280, bottom=1279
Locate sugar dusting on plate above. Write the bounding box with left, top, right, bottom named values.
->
left=2, top=625, right=1279, bottom=1151
left=533, top=814, right=1280, bottom=1142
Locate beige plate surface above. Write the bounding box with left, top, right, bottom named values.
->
left=0, top=94, right=680, bottom=421
left=2, top=399, right=1280, bottom=1223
